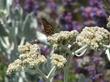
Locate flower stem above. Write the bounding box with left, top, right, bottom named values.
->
left=64, top=58, right=71, bottom=82
left=64, top=63, right=69, bottom=82
left=45, top=66, right=56, bottom=82
left=47, top=66, right=56, bottom=79
left=72, top=45, right=88, bottom=56
left=37, top=67, right=47, bottom=81
left=103, top=44, right=110, bottom=49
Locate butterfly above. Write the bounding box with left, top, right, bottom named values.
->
left=31, top=17, right=61, bottom=45
left=40, top=17, right=55, bottom=36
left=30, top=17, right=55, bottom=44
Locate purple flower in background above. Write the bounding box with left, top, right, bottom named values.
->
left=73, top=49, right=107, bottom=82
left=73, top=21, right=83, bottom=31
left=64, top=23, right=74, bottom=31
left=33, top=1, right=39, bottom=14
left=59, top=12, right=74, bottom=31
left=88, top=0, right=103, bottom=8
left=12, top=0, right=21, bottom=9
left=24, top=0, right=39, bottom=15
left=64, top=12, right=73, bottom=23
left=62, top=0, right=75, bottom=12
left=62, top=0, right=75, bottom=4
left=38, top=79, right=44, bottom=82
left=82, top=7, right=93, bottom=19
left=46, top=0, right=58, bottom=20
left=82, top=6, right=106, bottom=19
left=92, top=7, right=107, bottom=17
left=92, top=57, right=102, bottom=64
left=24, top=0, right=34, bottom=12
left=41, top=46, right=51, bottom=56
left=60, top=11, right=83, bottom=31
left=85, top=65, right=96, bottom=76
left=81, top=0, right=107, bottom=27
left=82, top=5, right=107, bottom=27
left=92, top=7, right=107, bottom=27
left=47, top=0, right=57, bottom=11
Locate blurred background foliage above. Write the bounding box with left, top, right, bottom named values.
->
left=0, top=0, right=110, bottom=82
left=0, top=0, right=38, bottom=82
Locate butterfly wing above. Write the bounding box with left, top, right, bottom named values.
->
left=30, top=17, right=55, bottom=44
left=41, top=17, right=55, bottom=36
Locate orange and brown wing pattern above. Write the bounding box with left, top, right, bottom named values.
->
left=41, top=18, right=55, bottom=36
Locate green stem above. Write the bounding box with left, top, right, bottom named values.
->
left=103, top=44, right=110, bottom=49
left=37, top=67, right=47, bottom=81
left=64, top=62, right=69, bottom=82
left=45, top=46, right=56, bottom=82
left=45, top=66, right=56, bottom=82
left=64, top=56, right=72, bottom=82
left=75, top=48, right=87, bottom=57
left=47, top=66, right=56, bottom=79
left=72, top=45, right=88, bottom=56
left=19, top=37, right=25, bottom=46
left=22, top=13, right=31, bottom=30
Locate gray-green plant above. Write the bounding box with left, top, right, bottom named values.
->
left=0, top=0, right=38, bottom=59
left=0, top=0, right=38, bottom=82
left=1, top=0, right=110, bottom=82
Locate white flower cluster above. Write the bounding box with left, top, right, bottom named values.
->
left=7, top=42, right=47, bottom=75
left=50, top=54, right=67, bottom=68
left=76, top=26, right=110, bottom=49
left=7, top=59, right=22, bottom=75
left=48, top=30, right=78, bottom=47
left=18, top=42, right=40, bottom=54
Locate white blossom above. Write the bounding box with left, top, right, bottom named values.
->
left=76, top=26, right=110, bottom=50
left=50, top=54, right=67, bottom=68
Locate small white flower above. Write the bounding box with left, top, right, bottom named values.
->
left=18, top=42, right=40, bottom=54
left=50, top=54, right=67, bottom=68
left=48, top=30, right=78, bottom=47
left=7, top=42, right=47, bottom=75
left=7, top=59, right=22, bottom=75
left=76, top=26, right=110, bottom=50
